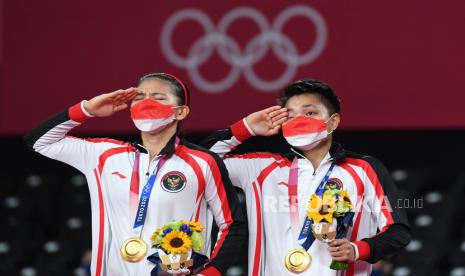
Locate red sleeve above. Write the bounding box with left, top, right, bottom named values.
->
left=230, top=119, right=253, bottom=142
left=200, top=266, right=222, bottom=276
left=68, top=101, right=92, bottom=123
left=355, top=240, right=371, bottom=261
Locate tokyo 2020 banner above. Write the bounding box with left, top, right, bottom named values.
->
left=2, top=0, right=465, bottom=134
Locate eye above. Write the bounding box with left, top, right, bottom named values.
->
left=153, top=95, right=166, bottom=101
left=305, top=111, right=314, bottom=116
left=133, top=95, right=144, bottom=101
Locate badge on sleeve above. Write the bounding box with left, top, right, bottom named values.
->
left=161, top=171, right=187, bottom=193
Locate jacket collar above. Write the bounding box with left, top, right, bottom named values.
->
left=288, top=141, right=347, bottom=161
left=131, top=134, right=179, bottom=156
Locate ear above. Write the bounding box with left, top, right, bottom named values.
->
left=328, top=113, right=340, bottom=132
left=174, top=106, right=190, bottom=121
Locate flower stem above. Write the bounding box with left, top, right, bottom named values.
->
left=330, top=260, right=348, bottom=270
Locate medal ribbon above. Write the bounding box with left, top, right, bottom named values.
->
left=129, top=151, right=141, bottom=218
left=130, top=137, right=180, bottom=229
left=288, top=157, right=336, bottom=249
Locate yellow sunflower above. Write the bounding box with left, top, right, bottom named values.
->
left=161, top=231, right=192, bottom=254
left=307, top=193, right=336, bottom=223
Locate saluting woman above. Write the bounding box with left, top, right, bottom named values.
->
left=25, top=73, right=246, bottom=276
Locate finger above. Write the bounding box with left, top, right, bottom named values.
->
left=124, top=87, right=138, bottom=92
left=106, top=89, right=126, bottom=98
left=263, top=105, right=283, bottom=114
left=268, top=109, right=287, bottom=119
left=332, top=256, right=349, bottom=262
left=118, top=90, right=138, bottom=103
left=114, top=89, right=137, bottom=102
left=332, top=251, right=352, bottom=262
left=328, top=246, right=340, bottom=253
left=126, top=89, right=138, bottom=96
left=125, top=91, right=138, bottom=102
left=331, top=244, right=351, bottom=254
left=328, top=241, right=338, bottom=247
left=272, top=117, right=288, bottom=127
left=113, top=94, right=129, bottom=104
left=271, top=112, right=289, bottom=123
left=114, top=103, right=128, bottom=112
left=107, top=93, right=127, bottom=104
left=269, top=125, right=282, bottom=135
left=265, top=115, right=274, bottom=126
left=113, top=103, right=128, bottom=112
left=329, top=250, right=346, bottom=258
left=269, top=108, right=288, bottom=118
left=329, top=239, right=347, bottom=247
left=122, top=87, right=138, bottom=96
left=329, top=244, right=348, bottom=252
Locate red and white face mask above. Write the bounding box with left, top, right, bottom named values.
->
left=130, top=99, right=178, bottom=133
left=282, top=115, right=334, bottom=150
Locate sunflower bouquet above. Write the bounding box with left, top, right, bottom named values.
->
left=307, top=189, right=353, bottom=270
left=148, top=220, right=207, bottom=275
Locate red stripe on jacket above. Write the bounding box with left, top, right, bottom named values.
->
left=179, top=146, right=233, bottom=260
left=252, top=159, right=290, bottom=275
left=98, top=147, right=136, bottom=175
left=339, top=160, right=368, bottom=274
left=93, top=146, right=136, bottom=275
left=176, top=147, right=206, bottom=220
left=344, top=158, right=394, bottom=230
left=93, top=169, right=105, bottom=276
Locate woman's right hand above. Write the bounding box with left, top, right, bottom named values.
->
left=245, top=106, right=288, bottom=136
left=83, top=88, right=138, bottom=117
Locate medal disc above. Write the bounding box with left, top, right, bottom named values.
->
left=120, top=237, right=147, bottom=262
left=284, top=248, right=311, bottom=273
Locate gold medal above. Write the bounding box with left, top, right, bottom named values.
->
left=284, top=248, right=311, bottom=273
left=120, top=237, right=147, bottom=262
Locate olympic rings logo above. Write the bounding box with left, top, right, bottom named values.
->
left=160, top=5, right=328, bottom=93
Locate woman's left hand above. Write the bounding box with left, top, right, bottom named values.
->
left=328, top=239, right=356, bottom=262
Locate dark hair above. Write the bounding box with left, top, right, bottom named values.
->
left=138, top=73, right=190, bottom=106
left=279, top=79, right=340, bottom=115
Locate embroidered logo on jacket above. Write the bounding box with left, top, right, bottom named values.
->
left=111, top=171, right=127, bottom=179
left=161, top=171, right=187, bottom=193
left=324, top=178, right=343, bottom=192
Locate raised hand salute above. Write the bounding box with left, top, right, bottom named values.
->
left=83, top=88, right=138, bottom=117
left=245, top=105, right=288, bottom=136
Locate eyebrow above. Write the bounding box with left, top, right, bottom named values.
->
left=302, top=104, right=317, bottom=108
left=287, top=104, right=318, bottom=112
left=135, top=92, right=166, bottom=97
left=149, top=92, right=166, bottom=97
